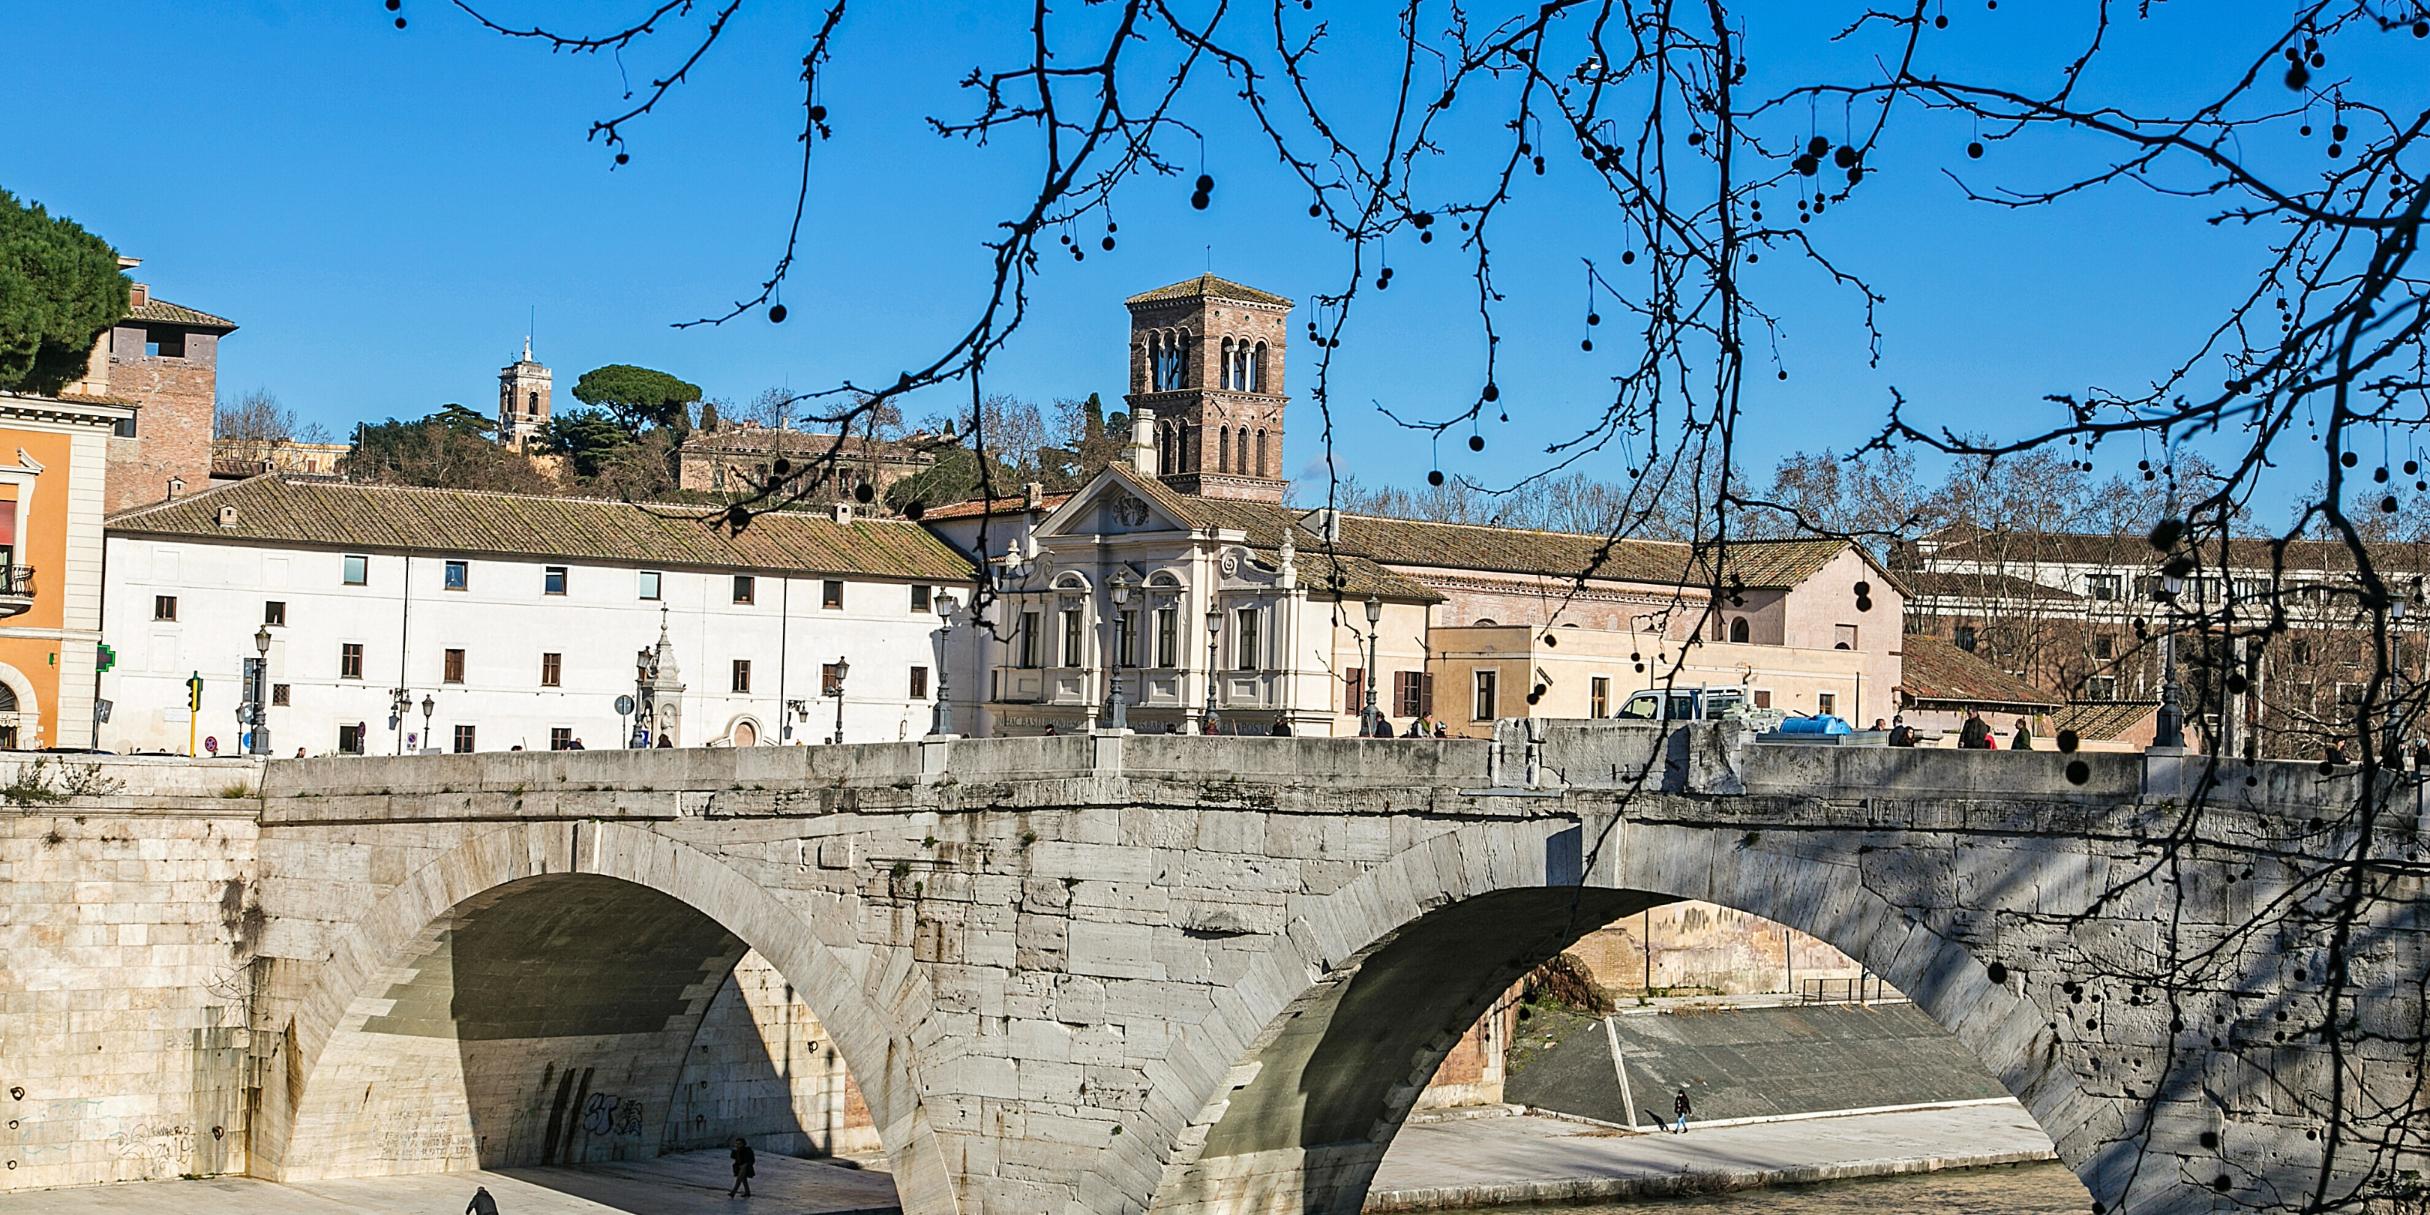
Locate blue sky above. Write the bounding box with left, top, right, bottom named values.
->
left=3, top=1, right=2397, bottom=518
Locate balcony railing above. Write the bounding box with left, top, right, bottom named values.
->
left=0, top=566, right=34, bottom=617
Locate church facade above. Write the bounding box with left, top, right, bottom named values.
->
left=923, top=275, right=1905, bottom=738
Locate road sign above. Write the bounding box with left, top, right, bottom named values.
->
left=204, top=736, right=218, bottom=756
left=615, top=694, right=636, bottom=715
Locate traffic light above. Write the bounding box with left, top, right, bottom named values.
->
left=186, top=672, right=203, bottom=713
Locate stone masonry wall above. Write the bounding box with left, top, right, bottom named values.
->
left=666, top=950, right=880, bottom=1158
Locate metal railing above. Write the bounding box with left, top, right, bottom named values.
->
left=1799, top=973, right=1897, bottom=1005
left=0, top=566, right=34, bottom=598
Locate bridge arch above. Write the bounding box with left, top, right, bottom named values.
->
left=261, top=819, right=955, bottom=1212
left=1138, top=816, right=2117, bottom=1215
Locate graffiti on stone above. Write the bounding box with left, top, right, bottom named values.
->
left=580, top=1092, right=645, bottom=1137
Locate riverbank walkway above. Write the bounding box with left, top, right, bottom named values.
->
left=0, top=1100, right=2064, bottom=1213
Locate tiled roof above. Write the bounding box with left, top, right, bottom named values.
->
left=1905, top=569, right=2082, bottom=603
left=2053, top=701, right=2160, bottom=741
left=127, top=297, right=236, bottom=332
left=1124, top=274, right=1292, bottom=307
left=1915, top=525, right=2430, bottom=576
left=1897, top=634, right=2062, bottom=709
left=1332, top=513, right=1862, bottom=591
left=108, top=475, right=973, bottom=581
left=919, top=491, right=1074, bottom=521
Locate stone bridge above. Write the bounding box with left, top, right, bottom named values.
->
left=4, top=726, right=2423, bottom=1214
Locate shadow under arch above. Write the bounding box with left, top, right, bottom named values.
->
left=261, top=820, right=957, bottom=1213
left=1143, top=817, right=2103, bottom=1215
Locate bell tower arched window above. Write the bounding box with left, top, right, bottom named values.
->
left=1729, top=617, right=1750, bottom=643
left=1217, top=426, right=1231, bottom=473
left=1236, top=427, right=1250, bottom=474
left=1255, top=428, right=1269, bottom=477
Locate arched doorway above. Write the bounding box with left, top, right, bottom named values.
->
left=265, top=822, right=954, bottom=1210
left=0, top=661, right=36, bottom=749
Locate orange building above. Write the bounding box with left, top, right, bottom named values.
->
left=0, top=392, right=133, bottom=749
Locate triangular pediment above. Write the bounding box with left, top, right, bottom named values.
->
left=1032, top=464, right=1196, bottom=539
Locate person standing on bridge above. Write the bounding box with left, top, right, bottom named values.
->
left=729, top=1136, right=756, bottom=1198
left=1672, top=1087, right=1692, bottom=1133
left=2012, top=717, right=2033, bottom=751
left=1959, top=711, right=1991, bottom=750
left=465, top=1185, right=500, bottom=1215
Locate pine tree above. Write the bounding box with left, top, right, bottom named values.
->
left=0, top=190, right=126, bottom=394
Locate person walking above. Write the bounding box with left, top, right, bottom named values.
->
left=2011, top=717, right=2033, bottom=751
left=465, top=1186, right=500, bottom=1215
left=1959, top=711, right=1991, bottom=750
left=1672, top=1087, right=1692, bottom=1134
left=1268, top=718, right=1293, bottom=736
left=728, top=1136, right=756, bottom=1198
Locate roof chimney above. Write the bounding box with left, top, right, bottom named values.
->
left=829, top=501, right=854, bottom=525
left=1128, top=408, right=1158, bottom=478
left=1023, top=481, right=1044, bottom=510
left=129, top=283, right=149, bottom=309
left=216, top=505, right=238, bottom=530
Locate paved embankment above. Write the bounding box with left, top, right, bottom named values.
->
left=1507, top=999, right=2011, bottom=1129
left=1364, top=1101, right=2067, bottom=1211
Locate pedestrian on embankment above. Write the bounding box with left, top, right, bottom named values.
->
left=2012, top=717, right=2033, bottom=750
left=729, top=1136, right=756, bottom=1198
left=1672, top=1087, right=1692, bottom=1134
left=465, top=1185, right=500, bottom=1215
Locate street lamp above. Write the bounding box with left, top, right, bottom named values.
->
left=830, top=656, right=850, bottom=745
left=247, top=624, right=272, bottom=756
left=1204, top=605, right=1222, bottom=731
left=389, top=685, right=413, bottom=755
left=420, top=694, right=436, bottom=754
left=2154, top=571, right=2186, bottom=750
left=932, top=593, right=960, bottom=737
left=1362, top=595, right=1384, bottom=735
left=1108, top=573, right=1132, bottom=732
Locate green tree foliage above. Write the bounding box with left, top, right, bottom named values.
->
left=697, top=399, right=722, bottom=432
left=0, top=190, right=127, bottom=395
left=343, top=408, right=550, bottom=493
left=885, top=447, right=997, bottom=516
left=570, top=364, right=702, bottom=437
left=546, top=408, right=639, bottom=479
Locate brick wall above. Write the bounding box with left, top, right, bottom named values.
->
left=105, top=326, right=218, bottom=513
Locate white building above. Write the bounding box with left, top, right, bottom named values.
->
left=101, top=476, right=972, bottom=756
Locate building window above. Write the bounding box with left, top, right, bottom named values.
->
left=112, top=413, right=138, bottom=439
left=2292, top=638, right=2313, bottom=664
left=145, top=329, right=187, bottom=359
left=337, top=723, right=365, bottom=755
left=153, top=595, right=177, bottom=621
left=638, top=570, right=662, bottom=600
left=1953, top=624, right=1977, bottom=652
left=1590, top=676, right=1612, bottom=718
left=339, top=643, right=364, bottom=680
left=1345, top=667, right=1366, bottom=713
left=1729, top=617, right=1750, bottom=643
left=443, top=648, right=465, bottom=684
left=1115, top=611, right=1137, bottom=667
left=1017, top=610, right=1041, bottom=669
left=1818, top=692, right=1838, bottom=717
left=2094, top=634, right=2116, bottom=661
left=343, top=554, right=368, bottom=586
left=1753, top=689, right=1772, bottom=709
left=912, top=584, right=932, bottom=613
left=2087, top=573, right=2123, bottom=601
left=271, top=683, right=290, bottom=707
left=731, top=659, right=752, bottom=693
left=1234, top=607, right=1260, bottom=671
left=540, top=652, right=562, bottom=687
left=2087, top=675, right=2118, bottom=701
left=550, top=727, right=574, bottom=751
left=543, top=566, right=568, bottom=596
left=452, top=724, right=476, bottom=754
left=1834, top=624, right=1858, bottom=651
left=1472, top=669, right=1498, bottom=721
left=1154, top=606, right=1178, bottom=667
left=1396, top=671, right=1430, bottom=719
left=822, top=579, right=845, bottom=610
left=264, top=600, right=286, bottom=626
left=443, top=560, right=469, bottom=591
left=1061, top=608, right=1085, bottom=667
left=821, top=662, right=846, bottom=696
left=733, top=575, right=756, bottom=604
left=910, top=666, right=930, bottom=698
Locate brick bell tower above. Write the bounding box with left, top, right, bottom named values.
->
left=497, top=336, right=552, bottom=450
left=1123, top=274, right=1290, bottom=503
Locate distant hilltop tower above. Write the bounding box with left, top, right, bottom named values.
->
left=497, top=336, right=552, bottom=449
left=1124, top=274, right=1291, bottom=503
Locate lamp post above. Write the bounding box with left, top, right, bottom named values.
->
left=2154, top=572, right=2187, bottom=751
left=1204, top=605, right=1222, bottom=730
left=830, top=656, right=850, bottom=745
left=933, top=593, right=960, bottom=737
left=420, top=694, right=436, bottom=755
left=389, top=685, right=412, bottom=755
left=247, top=624, right=272, bottom=756
left=1362, top=595, right=1384, bottom=735
left=1108, top=573, right=1132, bottom=732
